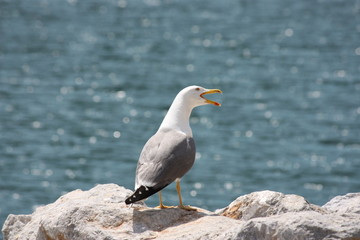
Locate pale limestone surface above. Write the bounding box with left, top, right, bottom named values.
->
left=2, top=184, right=360, bottom=240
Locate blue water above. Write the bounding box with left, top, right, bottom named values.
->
left=1, top=0, right=360, bottom=232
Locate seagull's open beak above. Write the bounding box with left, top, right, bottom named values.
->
left=200, top=89, right=222, bottom=106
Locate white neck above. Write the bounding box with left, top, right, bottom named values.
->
left=158, top=94, right=194, bottom=137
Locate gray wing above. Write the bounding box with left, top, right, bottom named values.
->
left=135, top=129, right=196, bottom=189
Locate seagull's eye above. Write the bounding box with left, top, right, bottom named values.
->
left=195, top=87, right=200, bottom=91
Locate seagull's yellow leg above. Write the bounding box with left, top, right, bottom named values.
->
left=155, top=191, right=173, bottom=209
left=176, top=179, right=197, bottom=211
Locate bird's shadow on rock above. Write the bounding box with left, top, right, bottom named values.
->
left=132, top=207, right=211, bottom=233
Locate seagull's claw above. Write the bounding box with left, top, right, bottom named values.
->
left=178, top=204, right=197, bottom=211
left=155, top=204, right=175, bottom=209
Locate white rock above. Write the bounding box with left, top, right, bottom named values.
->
left=2, top=185, right=360, bottom=240
left=1, top=184, right=240, bottom=240
left=216, top=190, right=324, bottom=220
left=322, top=192, right=360, bottom=214
left=236, top=210, right=360, bottom=240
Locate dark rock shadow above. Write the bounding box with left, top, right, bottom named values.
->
left=132, top=207, right=212, bottom=233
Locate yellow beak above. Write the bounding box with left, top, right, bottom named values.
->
left=200, top=89, right=222, bottom=106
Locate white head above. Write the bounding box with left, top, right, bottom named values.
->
left=159, top=86, right=222, bottom=136
left=176, top=85, right=222, bottom=109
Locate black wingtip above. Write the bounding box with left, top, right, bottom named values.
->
left=125, top=196, right=135, bottom=205
left=125, top=185, right=167, bottom=205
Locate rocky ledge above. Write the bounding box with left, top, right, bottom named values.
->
left=2, top=184, right=360, bottom=240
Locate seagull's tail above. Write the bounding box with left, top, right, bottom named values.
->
left=125, top=185, right=167, bottom=205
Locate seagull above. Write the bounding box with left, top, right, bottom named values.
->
left=125, top=86, right=222, bottom=210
